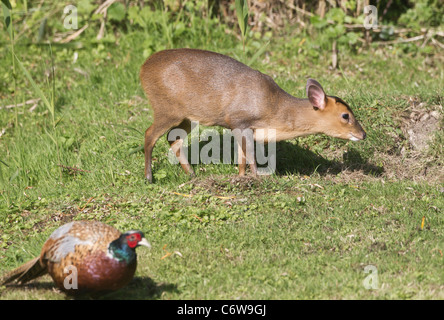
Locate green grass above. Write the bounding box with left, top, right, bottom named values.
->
left=0, top=15, right=443, bottom=299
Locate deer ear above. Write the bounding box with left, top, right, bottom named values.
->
left=306, top=78, right=327, bottom=110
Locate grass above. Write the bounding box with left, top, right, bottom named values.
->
left=0, top=13, right=443, bottom=299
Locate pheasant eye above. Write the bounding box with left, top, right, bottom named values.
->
left=342, top=113, right=349, bottom=120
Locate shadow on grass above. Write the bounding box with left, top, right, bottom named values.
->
left=273, top=141, right=384, bottom=177
left=4, top=280, right=55, bottom=291
left=3, top=277, right=178, bottom=300
left=194, top=138, right=384, bottom=177
left=150, top=135, right=383, bottom=182
left=98, top=277, right=178, bottom=300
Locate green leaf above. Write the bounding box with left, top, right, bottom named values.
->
left=0, top=0, right=11, bottom=9
left=108, top=2, right=126, bottom=22
left=14, top=53, right=53, bottom=118
left=128, top=6, right=146, bottom=27
left=242, top=0, right=248, bottom=20
left=247, top=41, right=269, bottom=66
left=77, top=0, right=95, bottom=15
left=128, top=145, right=144, bottom=155
left=310, top=15, right=328, bottom=29
left=235, top=0, right=249, bottom=37
left=174, top=21, right=186, bottom=37
left=345, top=32, right=359, bottom=45
left=326, top=8, right=346, bottom=24
left=9, top=169, right=19, bottom=182
left=1, top=0, right=12, bottom=38
left=325, top=24, right=345, bottom=38
left=44, top=126, right=57, bottom=145
left=235, top=0, right=243, bottom=28
left=0, top=159, right=9, bottom=167
left=154, top=169, right=167, bottom=180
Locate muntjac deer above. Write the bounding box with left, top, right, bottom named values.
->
left=140, top=48, right=366, bottom=182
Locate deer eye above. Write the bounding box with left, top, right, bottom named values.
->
left=342, top=113, right=349, bottom=121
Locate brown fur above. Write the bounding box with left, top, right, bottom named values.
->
left=140, top=48, right=366, bottom=181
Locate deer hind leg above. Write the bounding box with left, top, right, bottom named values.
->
left=232, top=129, right=257, bottom=176
left=167, top=119, right=195, bottom=177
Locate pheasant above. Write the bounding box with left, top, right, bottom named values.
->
left=1, top=220, right=151, bottom=295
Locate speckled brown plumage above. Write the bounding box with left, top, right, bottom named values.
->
left=1, top=221, right=150, bottom=295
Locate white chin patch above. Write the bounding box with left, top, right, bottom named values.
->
left=349, top=136, right=360, bottom=141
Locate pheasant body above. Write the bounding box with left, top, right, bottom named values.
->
left=1, top=221, right=150, bottom=295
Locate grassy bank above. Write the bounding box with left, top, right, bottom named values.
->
left=0, top=1, right=443, bottom=300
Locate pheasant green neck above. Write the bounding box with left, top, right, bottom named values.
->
left=108, top=237, right=136, bottom=264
